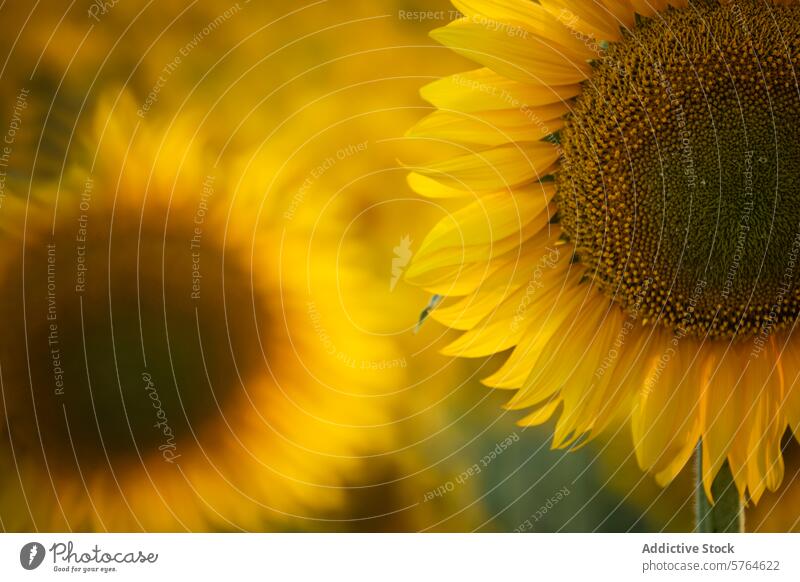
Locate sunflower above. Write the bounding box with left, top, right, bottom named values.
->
left=405, top=0, right=800, bottom=511
left=0, top=95, right=395, bottom=531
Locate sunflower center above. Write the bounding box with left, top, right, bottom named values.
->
left=556, top=0, right=800, bottom=339
left=0, top=193, right=267, bottom=473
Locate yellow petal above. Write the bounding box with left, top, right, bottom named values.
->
left=555, top=303, right=633, bottom=438
left=701, top=345, right=746, bottom=502
left=504, top=291, right=611, bottom=437
left=598, top=0, right=636, bottom=30
left=742, top=343, right=786, bottom=503
left=590, top=323, right=659, bottom=438
left=539, top=0, right=623, bottom=41
left=500, top=282, right=594, bottom=401
left=405, top=204, right=553, bottom=279
left=414, top=142, right=560, bottom=192
left=482, top=268, right=586, bottom=389
left=518, top=397, right=562, bottom=426
left=441, top=284, right=543, bottom=357
left=431, top=19, right=592, bottom=85
left=408, top=105, right=567, bottom=147
left=631, top=334, right=703, bottom=484
left=443, top=265, right=578, bottom=358
left=451, top=0, right=598, bottom=59
left=777, top=332, right=800, bottom=439
left=421, top=68, right=581, bottom=112
left=433, top=231, right=563, bottom=330
left=407, top=171, right=476, bottom=199
left=405, top=257, right=506, bottom=297
left=417, top=182, right=553, bottom=254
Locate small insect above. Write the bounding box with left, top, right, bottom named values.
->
left=414, top=294, right=443, bottom=334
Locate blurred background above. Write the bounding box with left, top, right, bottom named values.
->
left=0, top=0, right=759, bottom=533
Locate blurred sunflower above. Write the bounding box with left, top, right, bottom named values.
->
left=0, top=94, right=393, bottom=531
left=406, top=0, right=800, bottom=508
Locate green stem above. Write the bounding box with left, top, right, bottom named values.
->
left=694, top=441, right=744, bottom=532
